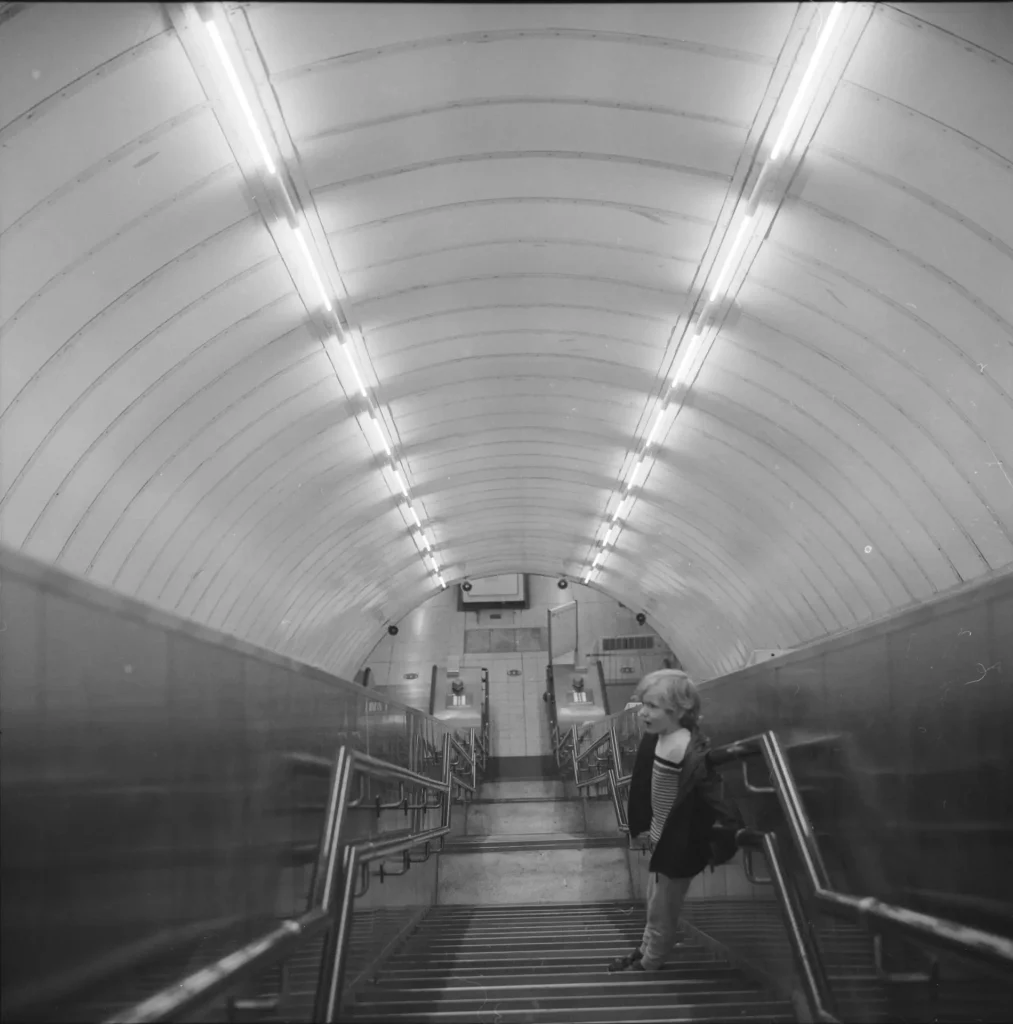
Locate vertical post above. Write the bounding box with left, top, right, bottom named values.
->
left=761, top=832, right=837, bottom=1023
left=313, top=845, right=361, bottom=1023
left=308, top=747, right=353, bottom=914
left=762, top=732, right=831, bottom=892
left=469, top=727, right=477, bottom=791
left=440, top=732, right=452, bottom=833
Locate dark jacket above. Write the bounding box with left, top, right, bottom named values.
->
left=627, top=729, right=743, bottom=879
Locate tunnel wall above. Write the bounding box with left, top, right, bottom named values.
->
left=699, top=568, right=1013, bottom=936
left=0, top=544, right=446, bottom=1016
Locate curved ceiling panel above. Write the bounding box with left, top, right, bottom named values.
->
left=1, top=1, right=1011, bottom=682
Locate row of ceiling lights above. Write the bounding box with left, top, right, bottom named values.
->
left=202, top=1, right=845, bottom=597
left=201, top=7, right=447, bottom=590
left=581, top=1, right=846, bottom=586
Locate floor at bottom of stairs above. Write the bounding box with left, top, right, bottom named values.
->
left=341, top=901, right=795, bottom=1023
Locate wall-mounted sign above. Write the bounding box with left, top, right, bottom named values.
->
left=620, top=666, right=636, bottom=674
left=403, top=672, right=419, bottom=680
left=366, top=701, right=385, bottom=713
left=508, top=669, right=521, bottom=676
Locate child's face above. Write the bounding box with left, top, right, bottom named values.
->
left=637, top=692, right=681, bottom=734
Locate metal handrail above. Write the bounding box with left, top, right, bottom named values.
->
left=109, top=735, right=454, bottom=1024
left=600, top=719, right=1013, bottom=1015
left=712, top=733, right=1013, bottom=978
left=448, top=729, right=477, bottom=794
left=737, top=828, right=840, bottom=1024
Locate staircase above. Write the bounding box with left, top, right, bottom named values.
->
left=343, top=902, right=797, bottom=1022
left=336, top=776, right=793, bottom=1021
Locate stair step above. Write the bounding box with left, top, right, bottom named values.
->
left=355, top=978, right=766, bottom=1002
left=385, top=955, right=725, bottom=971
left=400, top=936, right=673, bottom=951
left=416, top=924, right=650, bottom=938
left=344, top=999, right=796, bottom=1022
left=426, top=900, right=641, bottom=914
left=368, top=967, right=747, bottom=984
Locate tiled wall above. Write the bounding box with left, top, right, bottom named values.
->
left=361, top=575, right=667, bottom=758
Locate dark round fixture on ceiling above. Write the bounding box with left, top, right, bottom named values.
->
left=461, top=580, right=473, bottom=592
left=636, top=612, right=647, bottom=626
left=557, top=578, right=568, bottom=589
left=388, top=624, right=399, bottom=636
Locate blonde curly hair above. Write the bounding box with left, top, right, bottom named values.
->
left=633, top=669, right=702, bottom=730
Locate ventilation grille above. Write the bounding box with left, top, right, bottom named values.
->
left=601, top=635, right=655, bottom=652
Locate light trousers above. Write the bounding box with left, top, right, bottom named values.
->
left=638, top=871, right=692, bottom=970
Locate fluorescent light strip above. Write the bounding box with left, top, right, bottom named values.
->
left=670, top=332, right=706, bottom=390
left=644, top=404, right=669, bottom=449
left=368, top=413, right=391, bottom=458
left=339, top=341, right=368, bottom=397
left=770, top=2, right=844, bottom=161
left=602, top=524, right=617, bottom=549
left=204, top=19, right=277, bottom=174
left=292, top=225, right=333, bottom=312
left=627, top=458, right=647, bottom=492
left=708, top=214, right=754, bottom=303
left=204, top=14, right=440, bottom=592
left=584, top=6, right=845, bottom=582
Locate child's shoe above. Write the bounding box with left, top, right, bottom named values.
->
left=607, top=949, right=643, bottom=972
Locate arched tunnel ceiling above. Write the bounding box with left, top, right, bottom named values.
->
left=1, top=2, right=1011, bottom=681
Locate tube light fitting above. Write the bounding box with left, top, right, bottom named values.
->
left=438, top=574, right=447, bottom=589
left=708, top=215, right=754, bottom=303
left=339, top=341, right=368, bottom=397
left=603, top=525, right=617, bottom=549
left=292, top=225, right=333, bottom=312
left=644, top=408, right=666, bottom=449
left=409, top=506, right=422, bottom=529
left=627, top=458, right=647, bottom=492
left=204, top=19, right=276, bottom=175
left=393, top=469, right=410, bottom=498
left=612, top=494, right=632, bottom=524
left=417, top=531, right=431, bottom=553
left=770, top=2, right=844, bottom=162
left=670, top=333, right=706, bottom=391
left=367, top=413, right=391, bottom=457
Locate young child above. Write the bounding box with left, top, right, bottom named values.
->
left=608, top=669, right=743, bottom=973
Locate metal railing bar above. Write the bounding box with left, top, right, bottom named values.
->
left=576, top=770, right=611, bottom=789
left=448, top=734, right=473, bottom=767
left=283, top=752, right=335, bottom=776
left=739, top=829, right=839, bottom=1024
left=311, top=747, right=353, bottom=913
left=105, top=909, right=331, bottom=1024
left=350, top=749, right=448, bottom=792
left=574, top=731, right=613, bottom=764
left=711, top=733, right=1013, bottom=976
left=353, top=824, right=452, bottom=864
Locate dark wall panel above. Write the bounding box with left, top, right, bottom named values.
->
left=0, top=545, right=449, bottom=1015
left=700, top=570, right=1013, bottom=933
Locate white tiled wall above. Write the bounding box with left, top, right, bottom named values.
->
left=358, top=576, right=668, bottom=756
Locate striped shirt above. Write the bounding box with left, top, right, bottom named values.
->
left=649, top=752, right=683, bottom=846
